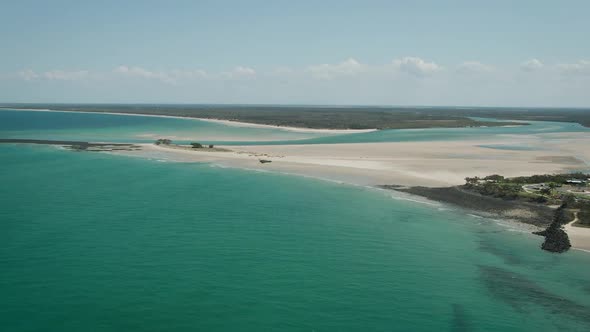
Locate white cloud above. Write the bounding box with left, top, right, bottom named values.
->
left=305, top=57, right=443, bottom=79
left=169, top=69, right=208, bottom=80
left=306, top=58, right=366, bottom=80
left=18, top=69, right=40, bottom=81
left=43, top=70, right=89, bottom=81
left=392, top=57, right=441, bottom=76
left=456, top=61, right=494, bottom=74
left=115, top=66, right=209, bottom=84
left=12, top=59, right=590, bottom=107
left=270, top=66, right=295, bottom=76
left=17, top=69, right=89, bottom=81
left=233, top=66, right=256, bottom=76
left=557, top=60, right=590, bottom=76
left=7, top=58, right=590, bottom=106
left=221, top=66, right=257, bottom=79
left=521, top=59, right=544, bottom=72
left=115, top=65, right=149, bottom=77
left=115, top=66, right=167, bottom=81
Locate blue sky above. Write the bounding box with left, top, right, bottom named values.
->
left=1, top=0, right=589, bottom=106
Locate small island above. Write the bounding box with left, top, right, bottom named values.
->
left=0, top=138, right=141, bottom=152
left=154, top=139, right=232, bottom=152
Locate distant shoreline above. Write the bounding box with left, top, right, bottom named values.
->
left=0, top=105, right=532, bottom=130
left=194, top=117, right=377, bottom=133
left=0, top=107, right=377, bottom=134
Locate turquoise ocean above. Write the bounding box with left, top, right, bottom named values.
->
left=1, top=109, right=590, bottom=331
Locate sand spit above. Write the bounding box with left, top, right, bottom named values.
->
left=115, top=135, right=590, bottom=188
left=0, top=108, right=376, bottom=134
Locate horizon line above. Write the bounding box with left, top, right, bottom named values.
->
left=1, top=102, right=589, bottom=110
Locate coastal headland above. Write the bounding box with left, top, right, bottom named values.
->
left=385, top=174, right=590, bottom=253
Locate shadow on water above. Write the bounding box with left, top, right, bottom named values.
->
left=476, top=232, right=563, bottom=272
left=477, top=237, right=523, bottom=265
left=451, top=304, right=472, bottom=332
left=478, top=265, right=590, bottom=324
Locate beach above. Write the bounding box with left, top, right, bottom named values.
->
left=195, top=117, right=377, bottom=133
left=123, top=136, right=590, bottom=188
left=565, top=215, right=590, bottom=252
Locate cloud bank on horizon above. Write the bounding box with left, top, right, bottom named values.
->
left=5, top=57, right=589, bottom=107
left=1, top=0, right=589, bottom=107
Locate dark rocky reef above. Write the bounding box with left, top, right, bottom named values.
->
left=380, top=185, right=554, bottom=227
left=533, top=226, right=571, bottom=253
left=479, top=265, right=590, bottom=324
left=0, top=139, right=141, bottom=152
left=533, top=204, right=572, bottom=253
left=379, top=184, right=577, bottom=253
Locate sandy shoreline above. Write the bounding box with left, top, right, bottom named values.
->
left=0, top=107, right=376, bottom=134
left=565, top=216, right=590, bottom=252
left=194, top=118, right=377, bottom=133
left=117, top=134, right=590, bottom=188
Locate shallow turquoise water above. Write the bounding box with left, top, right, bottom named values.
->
left=1, top=109, right=589, bottom=146
left=1, top=145, right=590, bottom=331
left=241, top=118, right=588, bottom=146
left=2, top=110, right=590, bottom=331
left=0, top=109, right=327, bottom=143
